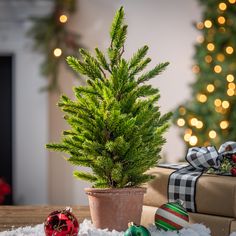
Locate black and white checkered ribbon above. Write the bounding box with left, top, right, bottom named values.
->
left=168, top=141, right=236, bottom=212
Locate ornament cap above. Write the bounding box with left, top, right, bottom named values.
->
left=176, top=199, right=185, bottom=208
left=128, top=222, right=135, bottom=227
left=65, top=206, right=72, bottom=212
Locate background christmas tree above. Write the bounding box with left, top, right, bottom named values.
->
left=174, top=0, right=236, bottom=148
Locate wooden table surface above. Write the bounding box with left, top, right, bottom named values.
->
left=0, top=205, right=90, bottom=232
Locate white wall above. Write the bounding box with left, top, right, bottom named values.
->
left=0, top=2, right=50, bottom=204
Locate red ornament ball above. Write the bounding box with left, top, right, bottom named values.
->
left=231, top=154, right=236, bottom=163
left=44, top=207, right=79, bottom=236
left=231, top=167, right=236, bottom=176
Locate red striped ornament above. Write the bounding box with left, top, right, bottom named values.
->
left=154, top=202, right=189, bottom=231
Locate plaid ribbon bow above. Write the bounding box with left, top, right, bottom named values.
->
left=168, top=141, right=236, bottom=212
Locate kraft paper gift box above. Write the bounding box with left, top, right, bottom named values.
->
left=142, top=167, right=236, bottom=236
left=141, top=205, right=236, bottom=236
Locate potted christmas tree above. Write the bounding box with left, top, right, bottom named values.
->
left=46, top=6, right=171, bottom=231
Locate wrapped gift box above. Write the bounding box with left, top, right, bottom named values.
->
left=144, top=167, right=236, bottom=218
left=143, top=166, right=236, bottom=236
left=141, top=205, right=236, bottom=236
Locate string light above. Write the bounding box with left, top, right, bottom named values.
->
left=227, top=88, right=234, bottom=96
left=219, top=27, right=226, bottom=33
left=189, top=136, right=198, bottom=146
left=220, top=120, right=229, bottom=129
left=184, top=133, right=191, bottom=142
left=218, top=16, right=226, bottom=24
left=197, top=35, right=204, bottom=43
left=205, top=55, right=212, bottom=63
left=204, top=20, right=212, bottom=28
left=206, top=84, right=215, bottom=93
left=214, top=98, right=222, bottom=107
left=53, top=48, right=62, bottom=57
left=217, top=53, right=225, bottom=62
left=204, top=141, right=210, bottom=146
left=190, top=118, right=198, bottom=126
left=196, top=121, right=203, bottom=129
left=214, top=65, right=222, bottom=73
left=185, top=129, right=193, bottom=135
left=59, top=14, right=68, bottom=23
left=218, top=2, right=227, bottom=11
left=197, top=93, right=207, bottom=103
left=226, top=46, right=234, bottom=54
left=228, top=0, right=236, bottom=4
left=196, top=22, right=204, bottom=30
left=207, top=43, right=215, bottom=51
left=226, top=74, right=234, bottom=82
left=177, top=118, right=185, bottom=127
left=192, top=65, right=200, bottom=74
left=209, top=130, right=217, bottom=139
left=222, top=100, right=230, bottom=109
left=179, top=107, right=186, bottom=115
left=228, top=82, right=236, bottom=89
left=215, top=106, right=223, bottom=113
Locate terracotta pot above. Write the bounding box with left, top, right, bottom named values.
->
left=85, top=187, right=146, bottom=231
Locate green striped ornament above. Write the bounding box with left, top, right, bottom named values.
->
left=154, top=202, right=189, bottom=231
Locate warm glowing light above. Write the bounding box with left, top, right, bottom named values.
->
left=196, top=22, right=204, bottom=30
left=226, top=74, right=234, bottom=82
left=219, top=27, right=226, bottom=33
left=185, top=129, right=192, bottom=135
left=177, top=118, right=185, bottom=127
left=204, top=20, right=212, bottom=28
left=220, top=120, right=229, bottom=129
left=209, top=130, right=217, bottom=139
left=206, top=84, right=215, bottom=93
left=204, top=141, right=210, bottom=146
left=207, top=43, right=215, bottom=51
left=189, top=136, right=198, bottom=146
left=179, top=107, right=186, bottom=115
left=222, top=100, right=230, bottom=109
left=226, top=46, right=234, bottom=54
left=205, top=55, right=212, bottom=63
left=214, top=99, right=222, bottom=107
left=184, top=133, right=191, bottom=142
left=59, top=14, right=68, bottom=23
left=218, top=16, right=226, bottom=24
left=217, top=54, right=225, bottom=62
left=228, top=82, right=236, bottom=90
left=215, top=106, right=224, bottom=113
left=197, top=93, right=207, bottom=103
left=214, top=65, right=222, bottom=73
left=53, top=48, right=62, bottom=57
left=190, top=118, right=198, bottom=126
left=219, top=2, right=227, bottom=10
left=196, top=121, right=203, bottom=129
left=227, top=89, right=234, bottom=96
left=192, top=65, right=200, bottom=74
left=228, top=0, right=236, bottom=3
left=197, top=35, right=204, bottom=43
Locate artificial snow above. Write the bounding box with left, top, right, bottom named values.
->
left=0, top=219, right=234, bottom=236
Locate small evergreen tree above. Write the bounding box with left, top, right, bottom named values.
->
left=46, top=7, right=172, bottom=188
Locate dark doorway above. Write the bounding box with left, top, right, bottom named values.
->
left=0, top=55, right=13, bottom=204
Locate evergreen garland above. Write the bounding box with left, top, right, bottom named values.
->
left=46, top=7, right=172, bottom=188
left=28, top=0, right=83, bottom=91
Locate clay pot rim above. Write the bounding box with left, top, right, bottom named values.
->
left=84, top=187, right=146, bottom=194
